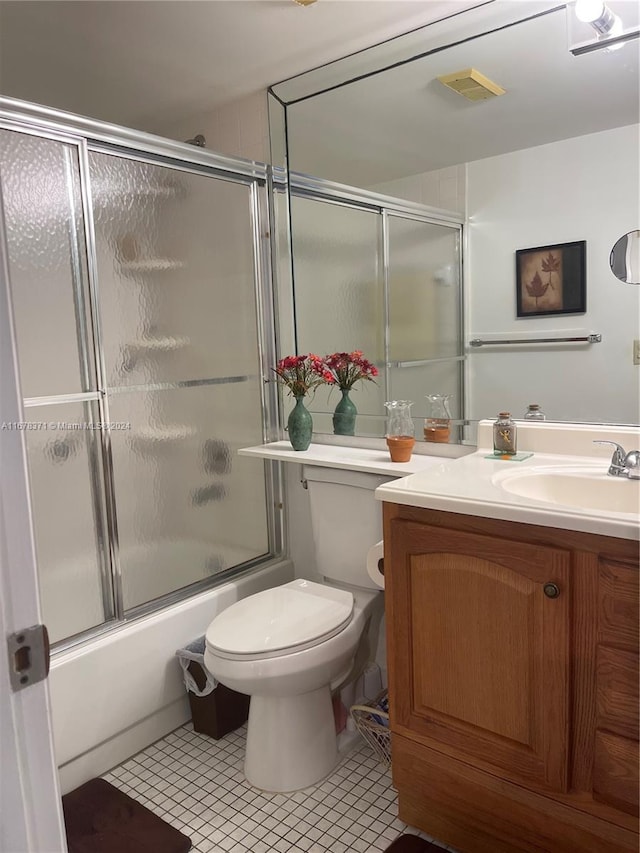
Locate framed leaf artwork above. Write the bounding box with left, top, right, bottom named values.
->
left=516, top=241, right=586, bottom=317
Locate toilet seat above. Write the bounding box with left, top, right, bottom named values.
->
left=206, top=579, right=354, bottom=661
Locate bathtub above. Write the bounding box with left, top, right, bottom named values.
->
left=50, top=557, right=293, bottom=793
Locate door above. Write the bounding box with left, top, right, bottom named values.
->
left=0, top=190, right=67, bottom=851
left=387, top=518, right=570, bottom=793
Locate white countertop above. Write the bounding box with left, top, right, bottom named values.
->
left=375, top=449, right=640, bottom=541
left=238, top=441, right=445, bottom=477
left=240, top=424, right=640, bottom=541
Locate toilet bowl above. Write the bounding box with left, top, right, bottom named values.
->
left=204, top=465, right=394, bottom=792
left=205, top=578, right=379, bottom=791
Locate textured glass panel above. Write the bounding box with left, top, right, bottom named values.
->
left=23, top=401, right=111, bottom=643
left=291, top=196, right=383, bottom=358
left=0, top=130, right=95, bottom=398
left=89, top=152, right=260, bottom=387
left=388, top=217, right=461, bottom=362
left=389, top=362, right=463, bottom=443
left=291, top=195, right=385, bottom=419
left=108, top=382, right=268, bottom=610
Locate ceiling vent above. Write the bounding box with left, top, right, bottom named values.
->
left=437, top=68, right=506, bottom=101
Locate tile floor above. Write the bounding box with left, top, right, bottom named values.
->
left=103, top=723, right=457, bottom=853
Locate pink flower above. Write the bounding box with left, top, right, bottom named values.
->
left=272, top=351, right=377, bottom=396
left=271, top=353, right=332, bottom=398
left=323, top=351, right=378, bottom=391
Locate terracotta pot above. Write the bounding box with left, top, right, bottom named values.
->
left=386, top=435, right=415, bottom=463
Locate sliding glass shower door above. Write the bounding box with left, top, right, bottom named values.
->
left=290, top=184, right=463, bottom=437
left=387, top=215, right=463, bottom=432
left=88, top=151, right=269, bottom=610
left=0, top=123, right=276, bottom=646
left=289, top=195, right=386, bottom=433
left=0, top=129, right=113, bottom=643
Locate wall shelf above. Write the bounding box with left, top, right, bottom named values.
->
left=239, top=441, right=448, bottom=477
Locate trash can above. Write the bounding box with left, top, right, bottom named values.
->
left=176, top=637, right=250, bottom=739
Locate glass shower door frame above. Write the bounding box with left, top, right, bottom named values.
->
left=384, top=208, right=466, bottom=435
left=2, top=123, right=117, bottom=634
left=0, top=98, right=283, bottom=651
left=81, top=143, right=284, bottom=626
left=288, top=173, right=465, bottom=434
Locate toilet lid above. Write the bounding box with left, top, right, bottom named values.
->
left=206, top=579, right=354, bottom=657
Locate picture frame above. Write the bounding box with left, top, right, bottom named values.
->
left=516, top=240, right=586, bottom=317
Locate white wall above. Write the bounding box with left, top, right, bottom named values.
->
left=369, top=163, right=466, bottom=215
left=368, top=125, right=640, bottom=427
left=152, top=91, right=270, bottom=164
left=52, top=559, right=293, bottom=794
left=467, top=124, right=640, bottom=425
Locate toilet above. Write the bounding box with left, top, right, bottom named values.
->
left=204, top=465, right=393, bottom=792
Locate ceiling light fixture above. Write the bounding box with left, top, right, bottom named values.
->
left=575, top=0, right=619, bottom=35
left=571, top=0, right=638, bottom=53
left=292, top=0, right=318, bottom=6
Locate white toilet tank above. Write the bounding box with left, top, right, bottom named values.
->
left=303, top=465, right=396, bottom=590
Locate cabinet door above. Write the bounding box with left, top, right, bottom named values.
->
left=387, top=519, right=570, bottom=793
left=593, top=559, right=639, bottom=816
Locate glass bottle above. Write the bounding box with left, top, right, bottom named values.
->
left=524, top=403, right=546, bottom=420
left=493, top=412, right=517, bottom=456
left=424, top=394, right=452, bottom=443
left=385, top=400, right=415, bottom=462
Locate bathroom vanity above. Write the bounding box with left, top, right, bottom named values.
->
left=377, top=423, right=640, bottom=853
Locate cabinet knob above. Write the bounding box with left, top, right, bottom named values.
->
left=543, top=582, right=561, bottom=599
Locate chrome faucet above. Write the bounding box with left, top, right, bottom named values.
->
left=593, top=441, right=640, bottom=479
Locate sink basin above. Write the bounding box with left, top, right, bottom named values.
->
left=493, top=466, right=640, bottom=515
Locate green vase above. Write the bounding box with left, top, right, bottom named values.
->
left=333, top=389, right=357, bottom=436
left=287, top=395, right=313, bottom=451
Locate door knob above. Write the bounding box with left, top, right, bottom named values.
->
left=543, top=582, right=560, bottom=599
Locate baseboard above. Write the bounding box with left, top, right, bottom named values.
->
left=57, top=696, right=190, bottom=794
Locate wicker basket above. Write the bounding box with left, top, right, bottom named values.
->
left=350, top=689, right=391, bottom=766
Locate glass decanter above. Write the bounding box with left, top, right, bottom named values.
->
left=424, top=394, right=452, bottom=443
left=384, top=400, right=415, bottom=462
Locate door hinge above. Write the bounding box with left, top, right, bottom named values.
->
left=7, top=624, right=50, bottom=692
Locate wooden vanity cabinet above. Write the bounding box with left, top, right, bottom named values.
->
left=383, top=502, right=639, bottom=853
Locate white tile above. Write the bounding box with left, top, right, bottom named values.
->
left=102, top=723, right=459, bottom=853
left=325, top=823, right=343, bottom=840
left=360, top=827, right=379, bottom=843
left=314, top=816, right=334, bottom=833
left=260, top=831, right=284, bottom=849
left=247, top=841, right=271, bottom=853
left=305, top=825, right=324, bottom=842
left=283, top=828, right=304, bottom=845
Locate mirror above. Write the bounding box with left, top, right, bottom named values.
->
left=610, top=230, right=640, bottom=284
left=271, top=1, right=640, bottom=442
